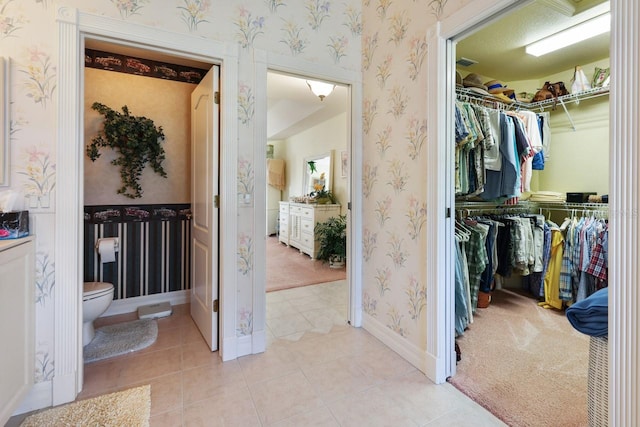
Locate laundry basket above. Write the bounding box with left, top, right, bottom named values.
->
left=588, top=336, right=608, bottom=426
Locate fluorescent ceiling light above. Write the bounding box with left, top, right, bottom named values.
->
left=525, top=12, right=610, bottom=57
left=306, top=80, right=335, bottom=101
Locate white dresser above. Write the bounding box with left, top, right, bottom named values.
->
left=278, top=201, right=290, bottom=245
left=278, top=202, right=341, bottom=259
left=0, top=236, right=35, bottom=425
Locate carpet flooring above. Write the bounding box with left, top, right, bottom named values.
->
left=267, top=235, right=346, bottom=292
left=84, top=318, right=158, bottom=363
left=20, top=385, right=150, bottom=427
left=449, top=289, right=590, bottom=427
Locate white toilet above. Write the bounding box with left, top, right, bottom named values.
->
left=83, top=281, right=114, bottom=346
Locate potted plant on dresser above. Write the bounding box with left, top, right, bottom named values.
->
left=314, top=214, right=346, bottom=268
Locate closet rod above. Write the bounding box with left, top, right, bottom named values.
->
left=532, top=202, right=609, bottom=210
left=454, top=202, right=533, bottom=218
left=455, top=201, right=609, bottom=218
left=456, top=201, right=608, bottom=209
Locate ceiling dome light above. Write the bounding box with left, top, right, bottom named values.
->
left=306, top=80, right=335, bottom=101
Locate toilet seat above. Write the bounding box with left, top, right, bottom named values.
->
left=83, top=281, right=114, bottom=301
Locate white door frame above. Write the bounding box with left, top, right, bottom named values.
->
left=428, top=0, right=640, bottom=424
left=55, top=7, right=238, bottom=405
left=251, top=51, right=363, bottom=349
left=425, top=0, right=531, bottom=384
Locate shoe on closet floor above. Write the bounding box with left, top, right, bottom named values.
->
left=477, top=291, right=492, bottom=308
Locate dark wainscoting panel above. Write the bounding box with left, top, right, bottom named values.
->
left=84, top=204, right=192, bottom=300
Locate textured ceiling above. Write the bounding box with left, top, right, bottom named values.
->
left=456, top=0, right=610, bottom=81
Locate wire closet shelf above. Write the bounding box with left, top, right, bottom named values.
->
left=454, top=200, right=609, bottom=219
left=455, top=86, right=610, bottom=131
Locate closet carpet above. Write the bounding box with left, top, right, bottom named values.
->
left=267, top=235, right=346, bottom=292
left=449, top=288, right=590, bottom=427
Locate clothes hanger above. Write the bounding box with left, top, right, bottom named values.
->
left=455, top=219, right=473, bottom=238
left=454, top=221, right=471, bottom=241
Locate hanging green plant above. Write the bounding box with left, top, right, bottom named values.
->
left=87, top=102, right=167, bottom=199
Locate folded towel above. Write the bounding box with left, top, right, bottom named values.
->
left=268, top=159, right=286, bottom=191
left=565, top=287, right=608, bottom=337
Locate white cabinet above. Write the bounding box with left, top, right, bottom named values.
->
left=278, top=202, right=290, bottom=245
left=278, top=202, right=340, bottom=259
left=0, top=237, right=35, bottom=425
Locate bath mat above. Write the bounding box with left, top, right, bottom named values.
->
left=84, top=318, right=158, bottom=363
left=20, top=385, right=150, bottom=426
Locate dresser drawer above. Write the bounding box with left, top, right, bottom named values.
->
left=290, top=205, right=304, bottom=215
left=300, top=207, right=314, bottom=220
left=279, top=204, right=289, bottom=214
left=300, top=218, right=314, bottom=235
left=299, top=233, right=314, bottom=249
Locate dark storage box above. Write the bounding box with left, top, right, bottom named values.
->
left=566, top=192, right=597, bottom=203
left=0, top=211, right=29, bottom=240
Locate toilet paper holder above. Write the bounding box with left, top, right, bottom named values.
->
left=95, top=237, right=119, bottom=252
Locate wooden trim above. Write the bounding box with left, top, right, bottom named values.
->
left=610, top=1, right=638, bottom=424
left=54, top=6, right=238, bottom=407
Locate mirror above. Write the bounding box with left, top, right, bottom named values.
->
left=303, top=151, right=332, bottom=196
left=0, top=57, right=8, bottom=186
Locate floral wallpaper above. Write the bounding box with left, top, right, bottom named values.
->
left=360, top=0, right=445, bottom=347
left=2, top=0, right=481, bottom=409
left=2, top=0, right=361, bottom=405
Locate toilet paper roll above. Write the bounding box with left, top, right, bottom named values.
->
left=97, top=238, right=117, bottom=263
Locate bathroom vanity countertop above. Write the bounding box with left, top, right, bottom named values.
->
left=0, top=235, right=34, bottom=252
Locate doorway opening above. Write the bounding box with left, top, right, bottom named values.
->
left=433, top=0, right=611, bottom=424
left=82, top=37, right=222, bottom=348
left=265, top=70, right=352, bottom=343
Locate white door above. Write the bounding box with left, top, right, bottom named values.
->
left=190, top=65, right=220, bottom=351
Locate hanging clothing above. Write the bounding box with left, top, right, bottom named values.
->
left=508, top=110, right=543, bottom=192
left=455, top=93, right=548, bottom=203
left=454, top=235, right=471, bottom=335
left=454, top=101, right=487, bottom=197
left=539, top=225, right=564, bottom=310
left=481, top=113, right=520, bottom=201
left=558, top=216, right=608, bottom=303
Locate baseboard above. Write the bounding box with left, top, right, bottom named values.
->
left=236, top=335, right=252, bottom=358
left=221, top=335, right=237, bottom=361
left=362, top=312, right=431, bottom=377
left=13, top=381, right=52, bottom=415
left=102, top=290, right=189, bottom=317
left=252, top=329, right=266, bottom=354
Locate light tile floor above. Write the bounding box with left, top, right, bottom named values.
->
left=8, top=280, right=506, bottom=426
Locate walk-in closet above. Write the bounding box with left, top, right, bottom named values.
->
left=448, top=1, right=610, bottom=425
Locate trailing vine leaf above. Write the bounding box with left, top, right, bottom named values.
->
left=87, top=102, right=167, bottom=199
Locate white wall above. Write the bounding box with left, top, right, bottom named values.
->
left=281, top=113, right=349, bottom=213
left=84, top=68, right=194, bottom=205
left=458, top=57, right=611, bottom=198
left=531, top=57, right=610, bottom=196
